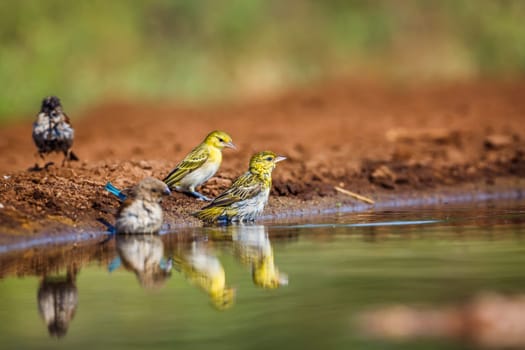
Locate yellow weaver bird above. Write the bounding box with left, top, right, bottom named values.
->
left=163, top=130, right=235, bottom=201
left=194, top=151, right=286, bottom=223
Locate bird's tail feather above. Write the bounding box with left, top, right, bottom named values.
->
left=68, top=150, right=79, bottom=161
left=193, top=207, right=229, bottom=223
left=105, top=182, right=127, bottom=201
left=163, top=169, right=180, bottom=188
left=108, top=257, right=122, bottom=272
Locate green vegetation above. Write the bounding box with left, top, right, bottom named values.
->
left=1, top=0, right=525, bottom=121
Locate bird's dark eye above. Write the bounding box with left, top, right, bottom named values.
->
left=218, top=137, right=224, bottom=143
left=265, top=156, right=273, bottom=161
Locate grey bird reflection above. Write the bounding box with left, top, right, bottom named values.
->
left=209, top=224, right=288, bottom=289
left=111, top=234, right=172, bottom=290
left=172, top=240, right=236, bottom=310
left=37, top=267, right=79, bottom=338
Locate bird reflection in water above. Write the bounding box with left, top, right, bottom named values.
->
left=112, top=234, right=172, bottom=289
left=172, top=241, right=235, bottom=310
left=37, top=267, right=78, bottom=338
left=209, top=224, right=288, bottom=289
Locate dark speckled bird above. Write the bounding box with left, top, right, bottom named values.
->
left=32, top=96, right=78, bottom=167
left=115, top=178, right=171, bottom=234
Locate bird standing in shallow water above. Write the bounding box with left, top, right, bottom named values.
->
left=115, top=177, right=171, bottom=234
left=194, top=151, right=286, bottom=223
left=163, top=130, right=236, bottom=201
left=32, top=96, right=78, bottom=168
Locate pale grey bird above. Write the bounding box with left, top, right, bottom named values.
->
left=115, top=178, right=171, bottom=234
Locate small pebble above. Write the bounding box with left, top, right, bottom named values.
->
left=484, top=134, right=513, bottom=149
left=370, top=165, right=396, bottom=189
left=137, top=160, right=152, bottom=170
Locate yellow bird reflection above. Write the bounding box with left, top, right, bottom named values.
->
left=172, top=241, right=235, bottom=310
left=209, top=224, right=288, bottom=289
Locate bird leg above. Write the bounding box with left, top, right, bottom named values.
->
left=186, top=190, right=212, bottom=201
left=29, top=152, right=44, bottom=171
left=29, top=164, right=42, bottom=171
left=29, top=152, right=54, bottom=171
left=61, top=149, right=79, bottom=166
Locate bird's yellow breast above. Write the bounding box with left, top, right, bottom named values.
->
left=207, top=145, right=223, bottom=164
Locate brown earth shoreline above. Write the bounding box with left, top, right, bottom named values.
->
left=0, top=177, right=523, bottom=252
left=0, top=79, right=524, bottom=246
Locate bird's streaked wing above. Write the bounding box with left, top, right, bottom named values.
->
left=203, top=172, right=262, bottom=208
left=163, top=146, right=209, bottom=185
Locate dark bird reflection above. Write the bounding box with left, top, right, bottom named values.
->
left=37, top=267, right=78, bottom=338
left=172, top=240, right=235, bottom=310
left=113, top=234, right=172, bottom=289
left=208, top=224, right=288, bottom=289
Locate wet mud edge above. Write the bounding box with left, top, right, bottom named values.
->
left=0, top=177, right=523, bottom=253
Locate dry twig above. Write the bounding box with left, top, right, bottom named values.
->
left=334, top=186, right=375, bottom=204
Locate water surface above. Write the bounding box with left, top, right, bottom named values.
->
left=1, top=202, right=525, bottom=349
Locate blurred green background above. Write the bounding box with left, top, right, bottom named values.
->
left=1, top=0, right=525, bottom=122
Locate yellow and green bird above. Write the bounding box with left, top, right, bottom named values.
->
left=194, top=151, right=286, bottom=223
left=163, top=130, right=235, bottom=201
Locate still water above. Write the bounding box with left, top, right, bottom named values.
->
left=1, top=202, right=525, bottom=349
